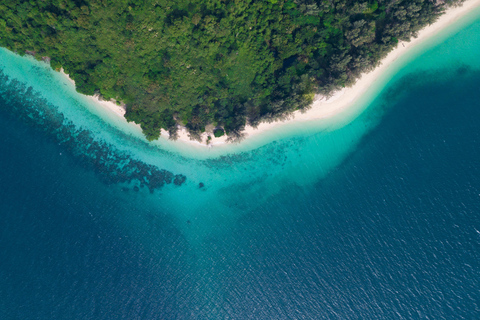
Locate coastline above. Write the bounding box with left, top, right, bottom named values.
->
left=61, top=0, right=480, bottom=148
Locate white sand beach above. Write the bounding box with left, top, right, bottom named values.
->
left=61, top=0, right=480, bottom=148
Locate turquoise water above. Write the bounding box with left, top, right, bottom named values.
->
left=1, top=8, right=480, bottom=319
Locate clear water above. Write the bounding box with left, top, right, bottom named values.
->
left=1, top=8, right=480, bottom=319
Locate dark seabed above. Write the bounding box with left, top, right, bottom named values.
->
left=1, top=11, right=480, bottom=320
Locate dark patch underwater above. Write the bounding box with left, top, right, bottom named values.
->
left=0, top=70, right=187, bottom=192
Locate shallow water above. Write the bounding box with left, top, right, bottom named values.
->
left=1, top=8, right=480, bottom=319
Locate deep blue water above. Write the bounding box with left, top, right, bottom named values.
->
left=1, top=12, right=480, bottom=320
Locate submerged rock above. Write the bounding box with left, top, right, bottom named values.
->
left=173, top=174, right=187, bottom=186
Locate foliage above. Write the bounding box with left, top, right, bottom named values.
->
left=213, top=128, right=225, bottom=138
left=0, top=0, right=464, bottom=140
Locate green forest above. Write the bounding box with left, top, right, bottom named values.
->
left=0, top=0, right=464, bottom=141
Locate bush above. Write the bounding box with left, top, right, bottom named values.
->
left=213, top=128, right=225, bottom=138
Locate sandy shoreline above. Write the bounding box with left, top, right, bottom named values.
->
left=61, top=0, right=480, bottom=148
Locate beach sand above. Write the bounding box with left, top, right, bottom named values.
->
left=61, top=0, right=480, bottom=148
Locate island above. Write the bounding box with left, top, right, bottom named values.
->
left=0, top=0, right=466, bottom=143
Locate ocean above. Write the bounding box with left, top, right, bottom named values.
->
left=1, top=8, right=480, bottom=319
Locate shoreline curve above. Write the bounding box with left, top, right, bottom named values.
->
left=60, top=0, right=480, bottom=149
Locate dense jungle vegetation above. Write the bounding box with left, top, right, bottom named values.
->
left=0, top=0, right=464, bottom=141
